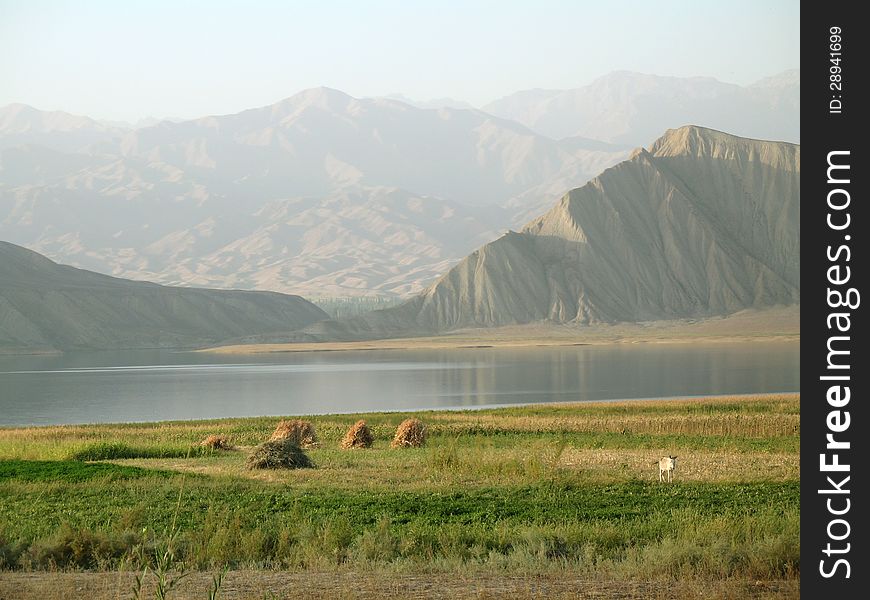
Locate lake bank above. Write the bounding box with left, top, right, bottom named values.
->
left=201, top=307, right=800, bottom=354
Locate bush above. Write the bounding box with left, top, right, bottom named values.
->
left=67, top=442, right=211, bottom=461
left=246, top=438, right=314, bottom=470
left=270, top=419, right=319, bottom=448
left=391, top=418, right=427, bottom=448
left=0, top=529, right=27, bottom=569
left=340, top=420, right=374, bottom=449
left=21, top=523, right=138, bottom=569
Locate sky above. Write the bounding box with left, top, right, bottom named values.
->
left=0, top=0, right=799, bottom=122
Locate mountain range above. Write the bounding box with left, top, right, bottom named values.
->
left=0, top=241, right=326, bottom=352
left=291, top=126, right=800, bottom=340
left=1, top=70, right=798, bottom=301
left=483, top=70, right=799, bottom=145
left=0, top=88, right=627, bottom=298
left=0, top=125, right=800, bottom=350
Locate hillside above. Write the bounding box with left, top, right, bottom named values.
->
left=0, top=241, right=327, bottom=352
left=0, top=91, right=627, bottom=298
left=294, top=126, right=799, bottom=340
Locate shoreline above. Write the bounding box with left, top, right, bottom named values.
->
left=201, top=307, right=800, bottom=354
left=0, top=392, right=800, bottom=430
left=201, top=333, right=799, bottom=354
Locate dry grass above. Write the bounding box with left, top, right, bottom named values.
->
left=426, top=394, right=799, bottom=439
left=0, top=394, right=799, bottom=463
left=391, top=418, right=427, bottom=448
left=341, top=420, right=374, bottom=449
left=112, top=441, right=798, bottom=489
left=270, top=419, right=319, bottom=448
left=558, top=448, right=800, bottom=483
left=200, top=434, right=234, bottom=450
left=427, top=412, right=799, bottom=438
left=245, top=439, right=313, bottom=470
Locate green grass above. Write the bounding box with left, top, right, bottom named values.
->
left=0, top=394, right=800, bottom=580
left=65, top=441, right=217, bottom=461
left=0, top=474, right=799, bottom=536
left=0, top=474, right=799, bottom=576
left=0, top=460, right=167, bottom=483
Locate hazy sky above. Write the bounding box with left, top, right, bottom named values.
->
left=1, top=0, right=799, bottom=122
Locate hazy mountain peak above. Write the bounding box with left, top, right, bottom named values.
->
left=750, top=69, right=801, bottom=88
left=382, top=94, right=475, bottom=110
left=275, top=86, right=357, bottom=113
left=592, top=70, right=720, bottom=84
left=482, top=70, right=799, bottom=144
left=0, top=104, right=126, bottom=152
left=0, top=103, right=107, bottom=133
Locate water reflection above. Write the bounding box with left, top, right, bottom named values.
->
left=0, top=342, right=799, bottom=426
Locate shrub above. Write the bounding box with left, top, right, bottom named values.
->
left=270, top=419, right=319, bottom=448
left=67, top=442, right=212, bottom=461
left=0, top=529, right=27, bottom=569
left=246, top=438, right=313, bottom=470
left=391, top=418, right=427, bottom=448
left=340, top=420, right=374, bottom=449
left=21, top=523, right=137, bottom=569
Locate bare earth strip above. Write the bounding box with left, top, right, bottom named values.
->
left=201, top=307, right=799, bottom=354
left=0, top=571, right=800, bottom=600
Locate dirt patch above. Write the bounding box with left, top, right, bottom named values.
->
left=0, top=571, right=800, bottom=600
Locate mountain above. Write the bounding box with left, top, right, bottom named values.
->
left=382, top=94, right=475, bottom=110
left=298, top=126, right=799, bottom=339
left=0, top=89, right=628, bottom=297
left=483, top=70, right=800, bottom=145
left=104, top=86, right=620, bottom=208
left=98, top=116, right=187, bottom=130
left=0, top=104, right=126, bottom=153
left=0, top=241, right=327, bottom=352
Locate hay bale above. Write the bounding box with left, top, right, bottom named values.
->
left=270, top=419, right=319, bottom=448
left=246, top=438, right=313, bottom=470
left=200, top=434, right=233, bottom=450
left=391, top=418, right=427, bottom=448
left=341, top=420, right=374, bottom=449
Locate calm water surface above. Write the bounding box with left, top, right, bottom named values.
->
left=0, top=343, right=799, bottom=426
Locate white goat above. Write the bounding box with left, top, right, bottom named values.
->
left=658, top=456, right=677, bottom=482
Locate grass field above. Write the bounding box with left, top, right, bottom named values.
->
left=0, top=394, right=800, bottom=599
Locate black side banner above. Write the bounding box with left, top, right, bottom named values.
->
left=802, top=3, right=868, bottom=596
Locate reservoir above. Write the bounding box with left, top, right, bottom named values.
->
left=0, top=342, right=799, bottom=426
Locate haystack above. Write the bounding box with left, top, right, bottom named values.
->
left=200, top=434, right=233, bottom=450
left=270, top=419, right=319, bottom=448
left=246, top=438, right=313, bottom=470
left=341, top=419, right=374, bottom=449
left=391, top=418, right=426, bottom=448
